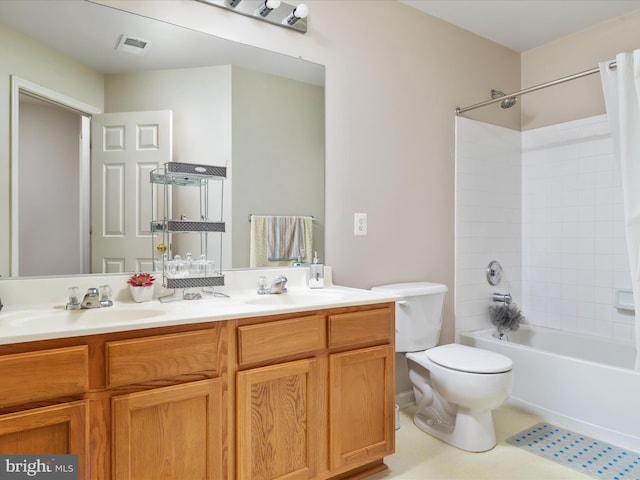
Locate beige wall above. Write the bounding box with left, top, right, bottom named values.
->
left=19, top=101, right=82, bottom=276
left=232, top=67, right=325, bottom=269
left=104, top=65, right=324, bottom=269
left=521, top=8, right=640, bottom=130
left=0, top=25, right=104, bottom=277
left=99, top=0, right=521, bottom=344
left=104, top=65, right=233, bottom=269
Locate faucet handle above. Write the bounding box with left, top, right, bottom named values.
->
left=99, top=285, right=113, bottom=307
left=257, top=276, right=269, bottom=295
left=65, top=286, right=81, bottom=310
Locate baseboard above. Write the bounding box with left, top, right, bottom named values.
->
left=395, top=390, right=415, bottom=409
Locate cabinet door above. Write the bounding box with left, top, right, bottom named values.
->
left=237, top=359, right=320, bottom=480
left=112, top=379, right=223, bottom=480
left=0, top=401, right=89, bottom=478
left=329, top=345, right=395, bottom=471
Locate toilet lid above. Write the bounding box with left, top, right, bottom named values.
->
left=425, top=344, right=512, bottom=373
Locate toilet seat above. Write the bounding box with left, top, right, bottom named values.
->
left=421, top=344, right=512, bottom=374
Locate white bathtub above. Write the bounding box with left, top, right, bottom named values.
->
left=460, top=325, right=640, bottom=451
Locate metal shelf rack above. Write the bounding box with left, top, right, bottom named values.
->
left=150, top=162, right=227, bottom=299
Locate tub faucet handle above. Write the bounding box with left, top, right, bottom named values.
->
left=492, top=292, right=512, bottom=304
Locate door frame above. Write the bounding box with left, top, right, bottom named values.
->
left=10, top=75, right=101, bottom=276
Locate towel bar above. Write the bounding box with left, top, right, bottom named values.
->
left=248, top=214, right=315, bottom=222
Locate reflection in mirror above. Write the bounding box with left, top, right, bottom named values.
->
left=0, top=0, right=325, bottom=278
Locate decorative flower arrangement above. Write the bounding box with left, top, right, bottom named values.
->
left=127, top=273, right=155, bottom=287
left=127, top=273, right=155, bottom=303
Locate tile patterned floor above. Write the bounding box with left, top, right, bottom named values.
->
left=367, top=404, right=593, bottom=479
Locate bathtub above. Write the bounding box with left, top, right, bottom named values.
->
left=460, top=325, right=640, bottom=451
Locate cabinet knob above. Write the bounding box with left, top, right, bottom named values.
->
left=156, top=243, right=168, bottom=253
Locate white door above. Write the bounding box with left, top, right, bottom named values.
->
left=91, top=110, right=172, bottom=273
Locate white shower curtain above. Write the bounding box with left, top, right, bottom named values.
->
left=599, top=50, right=640, bottom=369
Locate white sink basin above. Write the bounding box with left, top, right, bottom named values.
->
left=2, top=307, right=166, bottom=329
left=243, top=290, right=345, bottom=306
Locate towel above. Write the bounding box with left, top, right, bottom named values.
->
left=250, top=215, right=313, bottom=267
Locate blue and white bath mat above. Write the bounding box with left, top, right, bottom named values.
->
left=507, top=422, right=640, bottom=480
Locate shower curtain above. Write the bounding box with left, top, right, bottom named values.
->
left=599, top=50, right=640, bottom=369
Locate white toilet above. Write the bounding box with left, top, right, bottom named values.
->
left=371, top=282, right=513, bottom=452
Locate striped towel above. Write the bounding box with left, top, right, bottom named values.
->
left=267, top=216, right=305, bottom=261
left=250, top=215, right=313, bottom=267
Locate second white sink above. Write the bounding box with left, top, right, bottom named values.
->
left=243, top=290, right=345, bottom=306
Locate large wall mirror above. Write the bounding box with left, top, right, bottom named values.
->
left=0, top=0, right=325, bottom=278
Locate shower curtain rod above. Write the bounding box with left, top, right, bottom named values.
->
left=455, top=61, right=617, bottom=116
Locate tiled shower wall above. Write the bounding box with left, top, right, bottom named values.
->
left=455, top=117, right=522, bottom=337
left=456, top=115, right=634, bottom=343
left=522, top=114, right=633, bottom=341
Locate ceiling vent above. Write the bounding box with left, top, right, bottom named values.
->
left=116, top=35, right=151, bottom=56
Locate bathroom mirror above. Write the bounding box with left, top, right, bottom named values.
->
left=0, top=0, right=325, bottom=278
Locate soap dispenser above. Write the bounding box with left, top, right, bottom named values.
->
left=309, top=251, right=324, bottom=289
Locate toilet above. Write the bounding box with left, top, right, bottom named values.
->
left=371, top=282, right=513, bottom=452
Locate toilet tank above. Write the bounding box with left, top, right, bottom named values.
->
left=371, top=282, right=448, bottom=353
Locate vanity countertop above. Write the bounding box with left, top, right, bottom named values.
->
left=0, top=268, right=400, bottom=345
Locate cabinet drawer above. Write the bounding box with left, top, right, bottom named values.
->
left=238, top=315, right=325, bottom=366
left=0, top=346, right=89, bottom=407
left=106, top=329, right=219, bottom=387
left=328, top=308, right=393, bottom=349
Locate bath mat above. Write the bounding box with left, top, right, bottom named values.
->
left=507, top=422, right=640, bottom=480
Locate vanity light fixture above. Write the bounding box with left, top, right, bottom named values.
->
left=197, top=0, right=308, bottom=33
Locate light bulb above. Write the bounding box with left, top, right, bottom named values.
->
left=284, top=3, right=308, bottom=25
left=257, top=0, right=281, bottom=17
left=293, top=3, right=308, bottom=19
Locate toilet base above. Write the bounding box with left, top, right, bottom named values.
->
left=413, top=407, right=497, bottom=452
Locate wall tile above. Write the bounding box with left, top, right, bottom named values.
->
left=457, top=114, right=633, bottom=345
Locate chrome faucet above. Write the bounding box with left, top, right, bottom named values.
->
left=257, top=275, right=288, bottom=295
left=269, top=276, right=288, bottom=294
left=67, top=286, right=113, bottom=310
left=81, top=288, right=101, bottom=309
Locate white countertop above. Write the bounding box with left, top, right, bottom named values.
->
left=0, top=268, right=400, bottom=345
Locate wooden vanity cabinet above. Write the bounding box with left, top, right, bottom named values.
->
left=235, top=303, right=395, bottom=480
left=0, top=345, right=91, bottom=477
left=106, top=327, right=225, bottom=480
left=0, top=323, right=228, bottom=480
left=0, top=301, right=394, bottom=480
left=327, top=309, right=395, bottom=474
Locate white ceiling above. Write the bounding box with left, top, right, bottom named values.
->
left=0, top=1, right=324, bottom=84
left=400, top=0, right=640, bottom=52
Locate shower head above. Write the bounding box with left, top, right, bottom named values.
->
left=500, top=96, right=517, bottom=109
left=490, top=89, right=517, bottom=109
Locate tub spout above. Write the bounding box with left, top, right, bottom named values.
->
left=492, top=292, right=512, bottom=304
